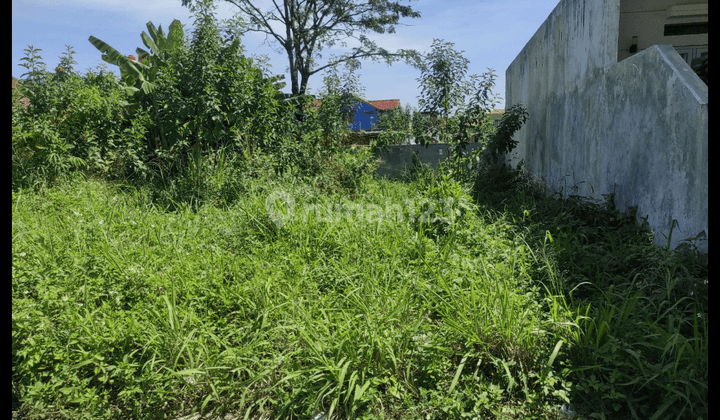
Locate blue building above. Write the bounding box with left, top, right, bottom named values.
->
left=345, top=98, right=401, bottom=131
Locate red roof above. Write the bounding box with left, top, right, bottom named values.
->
left=367, top=99, right=400, bottom=110
left=307, top=97, right=400, bottom=111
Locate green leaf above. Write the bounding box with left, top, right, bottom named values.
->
left=448, top=353, right=468, bottom=394
left=649, top=395, right=679, bottom=420
left=136, top=47, right=151, bottom=61
left=140, top=80, right=154, bottom=96
left=146, top=21, right=162, bottom=47
left=354, top=379, right=373, bottom=403
left=546, top=340, right=563, bottom=370
left=337, top=357, right=350, bottom=398
left=88, top=35, right=143, bottom=85
left=59, top=386, right=76, bottom=395
left=501, top=360, right=516, bottom=392
left=141, top=32, right=159, bottom=56
left=167, top=20, right=184, bottom=49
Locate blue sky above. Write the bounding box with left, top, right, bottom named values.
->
left=12, top=0, right=559, bottom=109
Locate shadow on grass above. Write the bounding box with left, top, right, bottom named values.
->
left=470, top=163, right=708, bottom=420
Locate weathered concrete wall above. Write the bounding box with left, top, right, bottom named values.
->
left=506, top=0, right=708, bottom=251
left=373, top=144, right=480, bottom=179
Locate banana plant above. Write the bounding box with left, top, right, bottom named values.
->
left=89, top=20, right=183, bottom=99
left=89, top=20, right=184, bottom=150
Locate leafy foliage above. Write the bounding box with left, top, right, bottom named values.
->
left=370, top=104, right=413, bottom=152
left=376, top=103, right=412, bottom=132
left=151, top=10, right=282, bottom=152
left=90, top=19, right=186, bottom=152
left=473, top=164, right=708, bottom=420
left=55, top=45, right=78, bottom=80
left=485, top=104, right=529, bottom=162
left=417, top=39, right=471, bottom=121
left=18, top=45, right=47, bottom=82
left=12, top=49, right=149, bottom=190
left=83, top=7, right=307, bottom=205
left=414, top=39, right=529, bottom=185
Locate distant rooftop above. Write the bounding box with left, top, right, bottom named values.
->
left=366, top=99, right=401, bottom=110
left=310, top=97, right=401, bottom=111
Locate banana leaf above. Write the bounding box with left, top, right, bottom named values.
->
left=141, top=31, right=160, bottom=56
left=167, top=20, right=184, bottom=49
left=88, top=35, right=144, bottom=85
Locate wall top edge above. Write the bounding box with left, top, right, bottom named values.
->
left=647, top=44, right=708, bottom=104
left=507, top=0, right=564, bottom=69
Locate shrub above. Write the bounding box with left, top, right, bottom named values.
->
left=143, top=10, right=285, bottom=171
left=12, top=118, right=86, bottom=189
left=12, top=45, right=151, bottom=189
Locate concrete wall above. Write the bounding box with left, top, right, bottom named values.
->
left=373, top=143, right=480, bottom=179
left=506, top=0, right=708, bottom=252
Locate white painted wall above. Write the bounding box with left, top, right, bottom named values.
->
left=618, top=0, right=708, bottom=62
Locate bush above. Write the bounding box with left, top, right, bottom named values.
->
left=145, top=10, right=286, bottom=172
left=12, top=6, right=381, bottom=207
left=316, top=146, right=378, bottom=195
left=60, top=74, right=148, bottom=180
left=12, top=117, right=86, bottom=189
left=12, top=58, right=151, bottom=190
left=371, top=130, right=408, bottom=154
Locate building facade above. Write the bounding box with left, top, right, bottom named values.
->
left=346, top=98, right=401, bottom=131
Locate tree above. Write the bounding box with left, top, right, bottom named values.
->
left=416, top=39, right=467, bottom=146
left=417, top=39, right=469, bottom=121
left=414, top=38, right=529, bottom=183
left=415, top=39, right=503, bottom=148
left=315, top=58, right=365, bottom=144
left=89, top=19, right=185, bottom=108
left=180, top=0, right=422, bottom=97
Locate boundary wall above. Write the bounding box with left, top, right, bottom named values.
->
left=505, top=0, right=708, bottom=251
left=372, top=144, right=480, bottom=179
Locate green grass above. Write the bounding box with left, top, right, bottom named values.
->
left=12, top=163, right=707, bottom=419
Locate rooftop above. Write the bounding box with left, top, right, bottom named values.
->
left=366, top=99, right=401, bottom=110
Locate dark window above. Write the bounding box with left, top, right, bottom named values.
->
left=664, top=22, right=708, bottom=36
left=363, top=110, right=375, bottom=115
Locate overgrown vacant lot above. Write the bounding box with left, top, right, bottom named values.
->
left=12, top=168, right=707, bottom=420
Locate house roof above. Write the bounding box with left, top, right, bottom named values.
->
left=487, top=108, right=505, bottom=121
left=366, top=99, right=400, bottom=110
left=309, top=96, right=401, bottom=111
